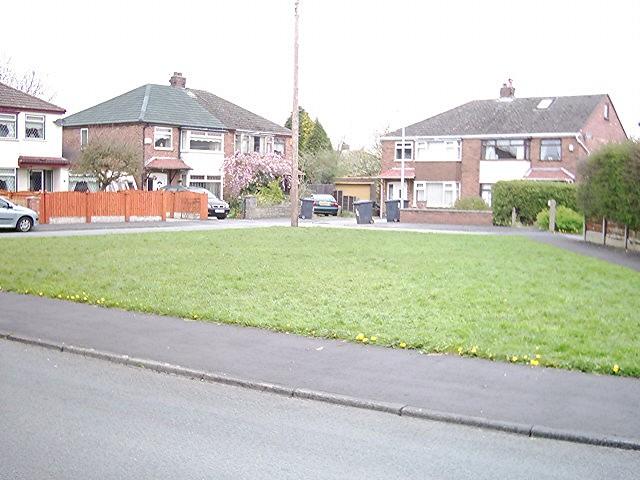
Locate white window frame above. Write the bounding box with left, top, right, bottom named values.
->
left=24, top=114, right=46, bottom=140
left=415, top=139, right=461, bottom=162
left=0, top=113, right=17, bottom=140
left=603, top=103, right=609, bottom=121
left=274, top=137, right=286, bottom=155
left=394, top=141, right=413, bottom=161
left=80, top=128, right=89, bottom=147
left=480, top=183, right=492, bottom=207
left=414, top=181, right=460, bottom=208
left=540, top=139, right=562, bottom=161
left=154, top=126, right=173, bottom=150
left=181, top=130, right=223, bottom=153
left=0, top=167, right=17, bottom=192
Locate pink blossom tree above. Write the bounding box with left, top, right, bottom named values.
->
left=223, top=152, right=293, bottom=199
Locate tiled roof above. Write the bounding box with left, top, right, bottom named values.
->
left=145, top=157, right=192, bottom=170
left=523, top=167, right=575, bottom=182
left=0, top=82, right=65, bottom=113
left=387, top=95, right=607, bottom=137
left=189, top=89, right=291, bottom=135
left=18, top=156, right=69, bottom=167
left=59, top=85, right=225, bottom=130
left=59, top=84, right=291, bottom=136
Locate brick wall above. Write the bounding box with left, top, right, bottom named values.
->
left=400, top=208, right=493, bottom=225
left=62, top=124, right=144, bottom=166
left=460, top=139, right=481, bottom=198
left=582, top=96, right=628, bottom=152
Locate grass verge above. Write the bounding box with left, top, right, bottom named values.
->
left=1, top=227, right=638, bottom=376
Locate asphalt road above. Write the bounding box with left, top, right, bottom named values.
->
left=1, top=341, right=637, bottom=480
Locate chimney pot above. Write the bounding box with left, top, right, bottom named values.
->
left=170, top=72, right=186, bottom=88
left=499, top=79, right=515, bottom=98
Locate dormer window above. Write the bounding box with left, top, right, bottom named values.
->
left=604, top=104, right=609, bottom=121
left=536, top=98, right=554, bottom=109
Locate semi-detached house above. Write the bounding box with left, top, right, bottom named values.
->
left=378, top=82, right=627, bottom=211
left=60, top=72, right=291, bottom=197
left=0, top=82, right=68, bottom=192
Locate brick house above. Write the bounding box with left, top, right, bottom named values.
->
left=378, top=81, right=627, bottom=211
left=60, top=73, right=291, bottom=197
left=0, top=82, right=68, bottom=192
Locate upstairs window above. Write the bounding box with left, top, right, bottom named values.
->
left=482, top=139, right=530, bottom=160
left=0, top=113, right=17, bottom=139
left=154, top=127, right=173, bottom=149
left=25, top=114, right=45, bottom=139
left=183, top=131, right=223, bottom=151
left=415, top=139, right=461, bottom=161
left=80, top=128, right=89, bottom=147
left=274, top=138, right=286, bottom=155
left=603, top=104, right=609, bottom=121
left=395, top=141, right=413, bottom=161
left=540, top=139, right=562, bottom=161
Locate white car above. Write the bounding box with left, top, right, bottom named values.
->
left=0, top=196, right=39, bottom=232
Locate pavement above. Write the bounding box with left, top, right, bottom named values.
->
left=3, top=340, right=637, bottom=480
left=1, top=291, right=638, bottom=450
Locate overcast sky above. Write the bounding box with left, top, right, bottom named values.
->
left=3, top=0, right=639, bottom=148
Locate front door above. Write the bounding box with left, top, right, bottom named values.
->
left=30, top=170, right=43, bottom=191
left=387, top=181, right=408, bottom=201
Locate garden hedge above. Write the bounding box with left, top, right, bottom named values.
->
left=578, top=141, right=640, bottom=229
left=492, top=180, right=577, bottom=225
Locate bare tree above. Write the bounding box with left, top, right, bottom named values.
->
left=0, top=56, right=52, bottom=99
left=74, top=141, right=141, bottom=191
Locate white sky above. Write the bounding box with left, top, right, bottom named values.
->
left=3, top=0, right=639, bottom=148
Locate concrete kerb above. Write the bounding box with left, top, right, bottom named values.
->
left=1, top=332, right=639, bottom=452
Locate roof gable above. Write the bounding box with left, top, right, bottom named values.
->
left=0, top=81, right=65, bottom=113
left=388, top=94, right=607, bottom=137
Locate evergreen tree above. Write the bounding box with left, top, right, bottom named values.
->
left=284, top=107, right=315, bottom=153
left=306, top=118, right=332, bottom=153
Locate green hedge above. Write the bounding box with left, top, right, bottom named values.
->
left=578, top=141, right=640, bottom=229
left=492, top=181, right=578, bottom=225
left=536, top=206, right=583, bottom=234
left=454, top=196, right=491, bottom=211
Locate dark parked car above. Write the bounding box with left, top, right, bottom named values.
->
left=160, top=186, right=230, bottom=219
left=312, top=194, right=339, bottom=216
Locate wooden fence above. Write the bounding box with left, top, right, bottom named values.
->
left=1, top=190, right=208, bottom=224
left=585, top=218, right=639, bottom=252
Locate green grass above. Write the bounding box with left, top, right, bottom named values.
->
left=1, top=227, right=638, bottom=376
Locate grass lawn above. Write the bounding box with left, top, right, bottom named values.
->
left=1, top=227, right=638, bottom=376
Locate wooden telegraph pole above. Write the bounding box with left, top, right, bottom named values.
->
left=290, top=0, right=300, bottom=227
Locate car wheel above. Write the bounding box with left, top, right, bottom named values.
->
left=16, top=216, right=33, bottom=233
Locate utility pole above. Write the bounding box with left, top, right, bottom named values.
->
left=290, top=0, right=300, bottom=227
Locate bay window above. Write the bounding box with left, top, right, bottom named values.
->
left=415, top=139, right=461, bottom=161
left=540, top=139, right=561, bottom=161
left=395, top=141, right=413, bottom=161
left=415, top=181, right=459, bottom=207
left=482, top=139, right=530, bottom=160
left=25, top=114, right=45, bottom=139
left=154, top=127, right=173, bottom=149
left=0, top=113, right=17, bottom=139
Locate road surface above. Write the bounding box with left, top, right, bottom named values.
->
left=1, top=341, right=637, bottom=479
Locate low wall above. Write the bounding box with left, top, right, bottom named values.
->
left=400, top=208, right=493, bottom=226
left=242, top=196, right=291, bottom=219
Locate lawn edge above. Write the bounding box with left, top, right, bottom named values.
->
left=2, top=332, right=638, bottom=452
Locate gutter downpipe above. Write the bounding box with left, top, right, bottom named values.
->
left=400, top=126, right=406, bottom=211
left=575, top=132, right=590, bottom=156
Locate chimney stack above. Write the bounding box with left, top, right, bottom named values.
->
left=499, top=78, right=515, bottom=98
left=169, top=72, right=186, bottom=88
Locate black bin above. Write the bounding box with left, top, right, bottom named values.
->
left=354, top=200, right=374, bottom=224
left=385, top=199, right=401, bottom=222
left=299, top=198, right=314, bottom=219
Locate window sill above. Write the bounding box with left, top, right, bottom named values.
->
left=0, top=137, right=19, bottom=142
left=24, top=138, right=47, bottom=142
left=154, top=147, right=173, bottom=151
left=539, top=159, right=562, bottom=162
left=413, top=159, right=462, bottom=163
left=481, top=158, right=531, bottom=161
